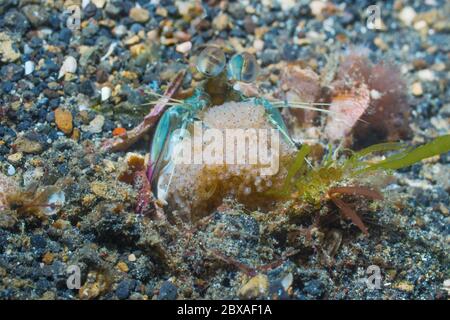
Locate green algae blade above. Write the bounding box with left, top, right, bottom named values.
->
left=352, top=141, right=406, bottom=159
left=286, top=144, right=311, bottom=185
left=266, top=144, right=311, bottom=198
left=362, top=135, right=450, bottom=172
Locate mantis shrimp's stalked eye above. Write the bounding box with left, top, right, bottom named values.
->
left=196, top=47, right=226, bottom=77
left=227, top=52, right=258, bottom=83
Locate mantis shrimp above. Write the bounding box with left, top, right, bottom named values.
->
left=102, top=46, right=334, bottom=219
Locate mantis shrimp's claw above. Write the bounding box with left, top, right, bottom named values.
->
left=101, top=70, right=186, bottom=152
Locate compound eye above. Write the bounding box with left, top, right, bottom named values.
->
left=226, top=52, right=258, bottom=83
left=196, top=47, right=226, bottom=77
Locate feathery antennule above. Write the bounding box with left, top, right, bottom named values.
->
left=273, top=100, right=332, bottom=106
left=143, top=90, right=184, bottom=103
left=272, top=103, right=334, bottom=114
left=141, top=102, right=183, bottom=107
left=272, top=100, right=369, bottom=125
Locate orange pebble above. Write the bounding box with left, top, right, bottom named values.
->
left=112, top=127, right=127, bottom=136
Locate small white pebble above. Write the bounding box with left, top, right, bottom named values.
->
left=78, top=105, right=88, bottom=112
left=370, top=89, right=382, bottom=100
left=253, top=39, right=264, bottom=52
left=176, top=41, right=192, bottom=54
left=310, top=0, right=326, bottom=17
left=413, top=20, right=428, bottom=31
left=279, top=0, right=296, bottom=11
left=91, top=0, right=106, bottom=8
left=24, top=44, right=33, bottom=55
left=7, top=165, right=16, bottom=176
left=24, top=61, right=35, bottom=75
left=399, top=7, right=416, bottom=26
left=281, top=273, right=293, bottom=291
left=101, top=86, right=112, bottom=101
left=443, top=279, right=450, bottom=294
left=411, top=82, right=423, bottom=96
left=82, top=114, right=105, bottom=133
left=128, top=254, right=137, bottom=262
left=417, top=69, right=435, bottom=82
left=113, top=25, right=127, bottom=38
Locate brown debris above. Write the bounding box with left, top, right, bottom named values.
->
left=325, top=50, right=411, bottom=148
left=280, top=62, right=321, bottom=126
left=324, top=81, right=371, bottom=142
left=0, top=173, right=19, bottom=209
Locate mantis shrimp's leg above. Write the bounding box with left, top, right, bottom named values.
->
left=260, top=98, right=317, bottom=167
left=101, top=70, right=186, bottom=152
left=265, top=112, right=297, bottom=148
left=252, top=98, right=297, bottom=147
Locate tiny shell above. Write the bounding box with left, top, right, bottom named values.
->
left=281, top=273, right=293, bottom=291
left=43, top=191, right=65, bottom=215
left=58, top=56, right=77, bottom=79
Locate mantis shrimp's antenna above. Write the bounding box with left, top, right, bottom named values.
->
left=273, top=100, right=332, bottom=106
left=141, top=101, right=183, bottom=107
left=271, top=101, right=334, bottom=114
left=142, top=90, right=184, bottom=104
left=140, top=96, right=184, bottom=109
left=271, top=100, right=369, bottom=124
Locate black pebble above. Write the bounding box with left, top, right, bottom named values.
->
left=79, top=80, right=95, bottom=97
left=83, top=2, right=97, bottom=18
left=116, top=280, right=132, bottom=300
left=157, top=281, right=178, bottom=300
left=1, top=81, right=13, bottom=94
left=64, top=82, right=78, bottom=96
left=59, top=28, right=73, bottom=44
left=303, top=279, right=324, bottom=298
left=31, top=235, right=47, bottom=249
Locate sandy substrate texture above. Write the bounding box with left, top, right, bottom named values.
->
left=0, top=0, right=449, bottom=300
